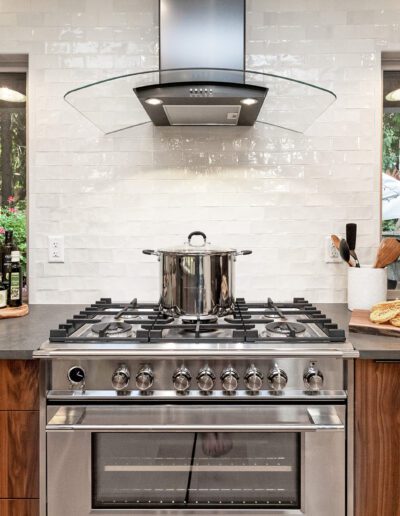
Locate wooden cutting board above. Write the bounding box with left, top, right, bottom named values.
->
left=349, top=309, right=400, bottom=337
left=0, top=304, right=29, bottom=319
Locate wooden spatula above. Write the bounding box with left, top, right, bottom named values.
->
left=374, top=238, right=400, bottom=268
left=331, top=234, right=341, bottom=251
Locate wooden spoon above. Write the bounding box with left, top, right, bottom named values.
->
left=373, top=238, right=400, bottom=268
left=331, top=234, right=341, bottom=252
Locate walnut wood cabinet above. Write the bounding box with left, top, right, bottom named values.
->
left=0, top=360, right=39, bottom=511
left=355, top=359, right=400, bottom=516
left=0, top=499, right=39, bottom=516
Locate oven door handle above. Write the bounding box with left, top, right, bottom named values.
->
left=47, top=423, right=344, bottom=432
left=46, top=405, right=345, bottom=432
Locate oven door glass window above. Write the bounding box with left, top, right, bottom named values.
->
left=93, top=432, right=300, bottom=510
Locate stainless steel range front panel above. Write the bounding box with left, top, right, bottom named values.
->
left=46, top=403, right=345, bottom=516
left=48, top=357, right=344, bottom=392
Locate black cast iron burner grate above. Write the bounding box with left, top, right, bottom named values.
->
left=48, top=297, right=346, bottom=343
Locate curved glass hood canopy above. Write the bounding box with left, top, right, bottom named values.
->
left=64, top=68, right=336, bottom=135
left=64, top=0, right=336, bottom=134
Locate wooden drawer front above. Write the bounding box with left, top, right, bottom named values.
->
left=0, top=361, right=39, bottom=410
left=0, top=411, right=39, bottom=499
left=0, top=499, right=39, bottom=516
left=355, top=360, right=400, bottom=516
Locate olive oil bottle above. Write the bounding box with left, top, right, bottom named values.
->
left=2, top=231, right=14, bottom=290
left=8, top=250, right=22, bottom=307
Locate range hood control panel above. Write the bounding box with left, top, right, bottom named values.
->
left=189, top=87, right=213, bottom=96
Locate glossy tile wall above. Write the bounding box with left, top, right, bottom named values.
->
left=1, top=0, right=393, bottom=303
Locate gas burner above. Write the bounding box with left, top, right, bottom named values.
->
left=179, top=314, right=219, bottom=334
left=265, top=321, right=306, bottom=336
left=121, top=313, right=140, bottom=320
left=181, top=314, right=219, bottom=324
left=263, top=312, right=281, bottom=319
left=92, top=322, right=132, bottom=337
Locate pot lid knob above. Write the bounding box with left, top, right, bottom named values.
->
left=187, top=231, right=207, bottom=247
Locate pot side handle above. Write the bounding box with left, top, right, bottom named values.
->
left=236, top=250, right=253, bottom=256
left=142, top=249, right=159, bottom=256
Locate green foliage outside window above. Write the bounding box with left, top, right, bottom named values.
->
left=382, top=112, right=400, bottom=232
left=0, top=105, right=26, bottom=274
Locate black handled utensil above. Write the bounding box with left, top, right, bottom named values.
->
left=339, top=238, right=353, bottom=267
left=346, top=223, right=360, bottom=267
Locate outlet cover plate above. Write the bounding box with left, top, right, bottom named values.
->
left=325, top=236, right=341, bottom=263
left=48, top=236, right=65, bottom=263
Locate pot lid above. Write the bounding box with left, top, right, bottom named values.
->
left=154, top=231, right=250, bottom=255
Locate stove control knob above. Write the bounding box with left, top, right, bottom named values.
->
left=197, top=367, right=216, bottom=392
left=267, top=366, right=288, bottom=392
left=135, top=366, right=154, bottom=392
left=68, top=366, right=85, bottom=387
left=304, top=365, right=324, bottom=392
left=173, top=367, right=191, bottom=393
left=244, top=366, right=263, bottom=392
left=221, top=367, right=239, bottom=392
left=112, top=364, right=130, bottom=391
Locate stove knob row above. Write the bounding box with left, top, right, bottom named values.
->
left=173, top=367, right=191, bottom=392
left=303, top=365, right=324, bottom=392
left=112, top=364, right=131, bottom=391
left=267, top=365, right=288, bottom=392
left=104, top=364, right=323, bottom=394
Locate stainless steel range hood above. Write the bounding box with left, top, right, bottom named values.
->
left=139, top=0, right=267, bottom=127
left=64, top=0, right=336, bottom=134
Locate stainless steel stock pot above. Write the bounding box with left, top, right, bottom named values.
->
left=143, top=231, right=252, bottom=317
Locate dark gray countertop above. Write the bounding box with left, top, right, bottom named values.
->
left=0, top=303, right=399, bottom=360
left=320, top=304, right=400, bottom=360
left=0, top=305, right=85, bottom=359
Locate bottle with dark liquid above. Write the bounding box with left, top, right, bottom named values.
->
left=8, top=250, right=22, bottom=307
left=2, top=231, right=14, bottom=290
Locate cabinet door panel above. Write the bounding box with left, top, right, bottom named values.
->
left=355, top=360, right=400, bottom=516
left=0, top=499, right=39, bottom=516
left=0, top=360, right=39, bottom=410
left=0, top=411, right=39, bottom=499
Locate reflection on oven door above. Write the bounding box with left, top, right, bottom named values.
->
left=93, top=432, right=300, bottom=510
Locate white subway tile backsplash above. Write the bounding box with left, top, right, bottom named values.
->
left=0, top=0, right=390, bottom=302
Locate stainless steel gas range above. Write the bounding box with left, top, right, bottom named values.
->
left=34, top=297, right=357, bottom=516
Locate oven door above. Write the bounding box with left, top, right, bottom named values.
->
left=46, top=403, right=345, bottom=516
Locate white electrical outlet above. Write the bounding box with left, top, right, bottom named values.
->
left=48, top=236, right=65, bottom=263
left=325, top=236, right=341, bottom=263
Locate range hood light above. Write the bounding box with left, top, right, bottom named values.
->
left=0, top=87, right=26, bottom=103
left=386, top=88, right=400, bottom=102
left=145, top=97, right=163, bottom=106
left=240, top=98, right=258, bottom=106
